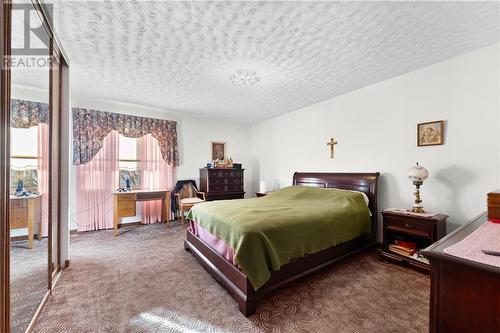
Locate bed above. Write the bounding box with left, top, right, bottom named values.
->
left=184, top=172, right=380, bottom=316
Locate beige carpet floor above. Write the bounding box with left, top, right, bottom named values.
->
left=33, top=224, right=430, bottom=333
left=10, top=238, right=48, bottom=333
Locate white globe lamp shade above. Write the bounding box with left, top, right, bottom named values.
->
left=408, top=162, right=429, bottom=183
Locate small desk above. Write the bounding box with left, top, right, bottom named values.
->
left=10, top=195, right=42, bottom=249
left=113, top=189, right=171, bottom=236
left=423, top=213, right=500, bottom=333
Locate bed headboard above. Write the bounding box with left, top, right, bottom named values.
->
left=293, top=172, right=380, bottom=240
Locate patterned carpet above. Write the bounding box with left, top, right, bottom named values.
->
left=11, top=238, right=48, bottom=333
left=33, top=224, right=430, bottom=333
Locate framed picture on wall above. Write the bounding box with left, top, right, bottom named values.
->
left=212, top=142, right=225, bottom=160
left=417, top=121, right=444, bottom=146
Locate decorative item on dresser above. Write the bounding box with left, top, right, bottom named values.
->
left=487, top=190, right=500, bottom=222
left=199, top=168, right=244, bottom=201
left=408, top=162, right=429, bottom=213
left=422, top=212, right=500, bottom=333
left=379, top=209, right=447, bottom=272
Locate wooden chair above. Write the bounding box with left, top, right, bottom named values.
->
left=174, top=183, right=206, bottom=227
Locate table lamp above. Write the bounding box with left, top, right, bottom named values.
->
left=408, top=162, right=429, bottom=213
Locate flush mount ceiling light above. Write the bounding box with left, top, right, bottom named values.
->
left=229, top=69, right=261, bottom=86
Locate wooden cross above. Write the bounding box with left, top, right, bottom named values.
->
left=327, top=138, right=338, bottom=159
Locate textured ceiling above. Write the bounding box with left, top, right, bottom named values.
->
left=47, top=1, right=500, bottom=124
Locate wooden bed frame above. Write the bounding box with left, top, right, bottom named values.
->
left=184, top=172, right=380, bottom=316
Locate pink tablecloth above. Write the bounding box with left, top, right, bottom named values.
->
left=443, top=222, right=500, bottom=268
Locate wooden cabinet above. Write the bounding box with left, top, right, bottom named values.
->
left=200, top=168, right=244, bottom=201
left=379, top=210, right=447, bottom=272
left=422, top=213, right=500, bottom=333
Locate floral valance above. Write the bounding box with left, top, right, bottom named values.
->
left=11, top=99, right=49, bottom=128
left=73, top=108, right=179, bottom=166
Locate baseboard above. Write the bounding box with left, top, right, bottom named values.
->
left=10, top=234, right=41, bottom=242
left=117, top=221, right=143, bottom=228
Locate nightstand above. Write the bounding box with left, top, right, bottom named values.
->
left=255, top=192, right=270, bottom=197
left=378, top=210, right=447, bottom=272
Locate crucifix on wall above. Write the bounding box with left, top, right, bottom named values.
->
left=327, top=138, right=338, bottom=159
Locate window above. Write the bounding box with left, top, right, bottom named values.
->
left=118, top=135, right=141, bottom=188
left=10, top=126, right=39, bottom=192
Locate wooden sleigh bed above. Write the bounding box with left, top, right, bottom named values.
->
left=184, top=172, right=380, bottom=316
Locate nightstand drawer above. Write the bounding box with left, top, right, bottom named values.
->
left=385, top=216, right=430, bottom=237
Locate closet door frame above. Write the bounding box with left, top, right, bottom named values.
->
left=0, top=1, right=12, bottom=332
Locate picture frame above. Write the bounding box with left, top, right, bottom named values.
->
left=211, top=142, right=225, bottom=160
left=417, top=120, right=444, bottom=146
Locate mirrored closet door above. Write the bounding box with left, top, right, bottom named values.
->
left=9, top=1, right=55, bottom=332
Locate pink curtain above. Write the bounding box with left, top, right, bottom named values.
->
left=75, top=131, right=119, bottom=231
left=37, top=123, right=49, bottom=237
left=139, top=134, right=175, bottom=224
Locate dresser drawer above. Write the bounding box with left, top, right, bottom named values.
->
left=230, top=170, right=243, bottom=178
left=385, top=216, right=430, bottom=237
left=208, top=169, right=244, bottom=178
left=116, top=194, right=136, bottom=201
left=226, top=184, right=243, bottom=192
left=209, top=184, right=226, bottom=192
left=117, top=201, right=136, bottom=217
left=210, top=177, right=226, bottom=185
left=208, top=169, right=230, bottom=177
left=226, top=177, right=242, bottom=185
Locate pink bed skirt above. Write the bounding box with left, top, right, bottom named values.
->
left=189, top=221, right=238, bottom=266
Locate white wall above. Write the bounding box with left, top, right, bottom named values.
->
left=251, top=44, right=500, bottom=235
left=68, top=98, right=253, bottom=229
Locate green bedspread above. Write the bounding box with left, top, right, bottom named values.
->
left=187, top=185, right=371, bottom=290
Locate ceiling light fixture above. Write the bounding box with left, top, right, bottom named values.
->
left=229, top=69, right=261, bottom=86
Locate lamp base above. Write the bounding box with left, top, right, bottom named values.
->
left=411, top=182, right=425, bottom=213
left=411, top=205, right=425, bottom=213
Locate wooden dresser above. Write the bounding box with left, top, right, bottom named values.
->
left=422, top=213, right=500, bottom=333
left=199, top=168, right=244, bottom=201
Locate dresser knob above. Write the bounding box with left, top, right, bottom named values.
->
left=405, top=223, right=412, bottom=228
